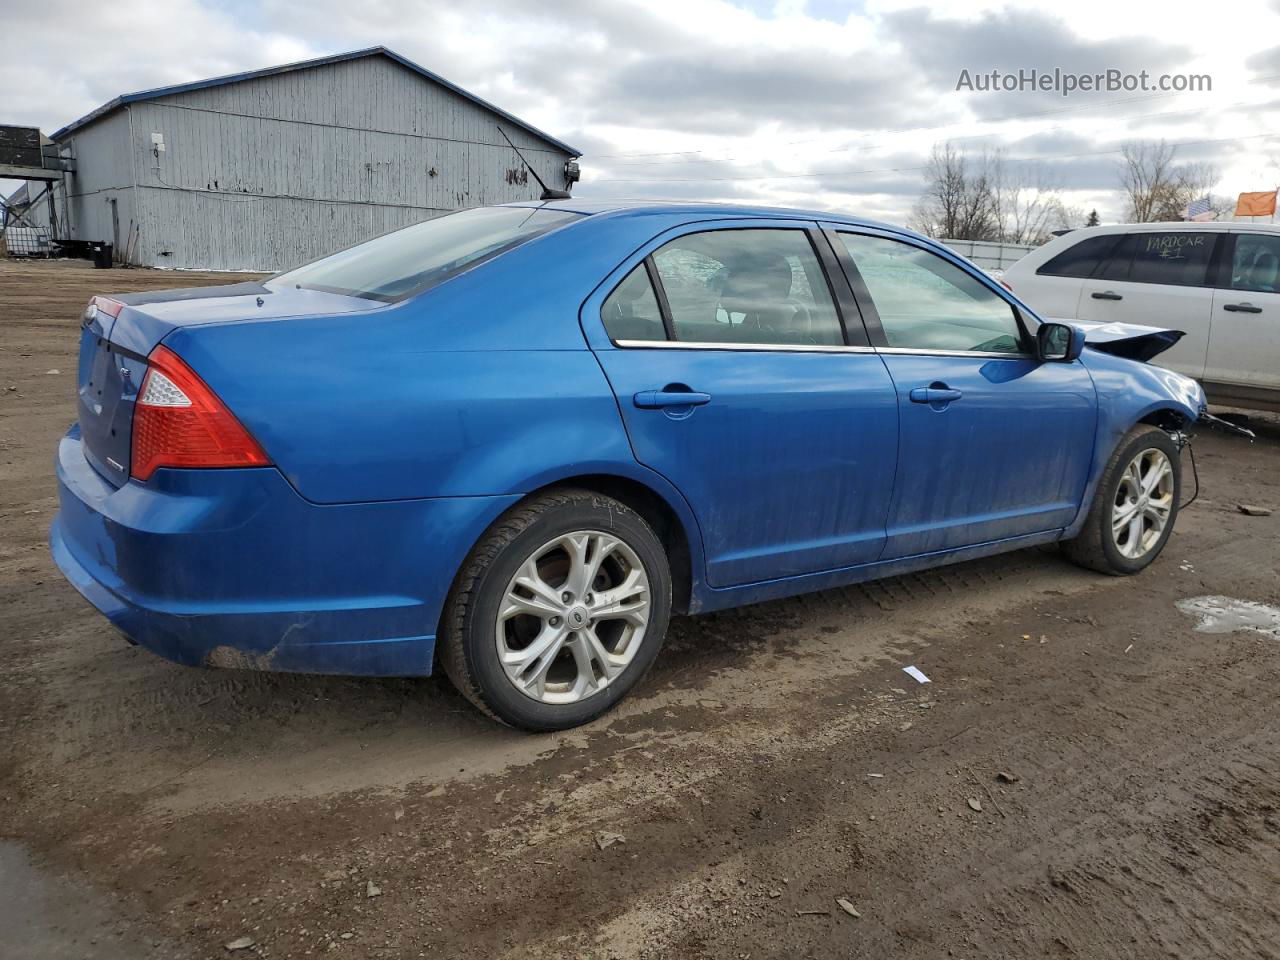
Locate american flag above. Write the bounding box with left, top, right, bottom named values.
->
left=1184, top=196, right=1215, bottom=221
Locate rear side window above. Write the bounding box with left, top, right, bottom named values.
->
left=1036, top=234, right=1121, bottom=278
left=601, top=265, right=666, bottom=341
left=1228, top=234, right=1280, bottom=293
left=650, top=229, right=843, bottom=346
left=274, top=206, right=582, bottom=302
left=1096, top=232, right=1216, bottom=287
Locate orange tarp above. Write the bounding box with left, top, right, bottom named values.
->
left=1235, top=190, right=1278, bottom=217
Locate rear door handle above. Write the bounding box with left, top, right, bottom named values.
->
left=1091, top=290, right=1123, bottom=301
left=633, top=389, right=712, bottom=409
left=1223, top=302, right=1262, bottom=313
left=909, top=386, right=963, bottom=404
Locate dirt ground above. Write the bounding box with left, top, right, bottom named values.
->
left=2, top=257, right=1280, bottom=960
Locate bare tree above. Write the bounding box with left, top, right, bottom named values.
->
left=910, top=143, right=999, bottom=240
left=989, top=154, right=1068, bottom=244
left=1119, top=141, right=1220, bottom=222
left=913, top=143, right=1070, bottom=243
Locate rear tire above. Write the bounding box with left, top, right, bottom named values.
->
left=1062, top=425, right=1181, bottom=575
left=439, top=488, right=672, bottom=731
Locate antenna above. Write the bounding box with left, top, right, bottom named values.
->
left=496, top=125, right=572, bottom=201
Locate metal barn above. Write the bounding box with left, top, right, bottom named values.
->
left=17, top=47, right=581, bottom=271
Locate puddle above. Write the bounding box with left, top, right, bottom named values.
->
left=1175, top=596, right=1280, bottom=640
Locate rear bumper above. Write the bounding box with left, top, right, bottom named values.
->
left=50, top=426, right=518, bottom=676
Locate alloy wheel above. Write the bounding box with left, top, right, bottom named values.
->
left=495, top=530, right=651, bottom=704
left=1111, top=447, right=1175, bottom=560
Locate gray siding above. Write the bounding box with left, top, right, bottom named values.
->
left=16, top=111, right=136, bottom=256
left=126, top=55, right=571, bottom=270
left=41, top=53, right=575, bottom=271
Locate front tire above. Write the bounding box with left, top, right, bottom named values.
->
left=439, top=488, right=672, bottom=730
left=1063, top=425, right=1181, bottom=575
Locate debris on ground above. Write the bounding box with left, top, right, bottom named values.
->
left=995, top=771, right=1019, bottom=784
left=902, top=665, right=930, bottom=684
left=365, top=880, right=382, bottom=898
left=595, top=831, right=626, bottom=851
left=1238, top=504, right=1273, bottom=517
left=225, top=937, right=255, bottom=951
left=967, top=798, right=983, bottom=812
left=836, top=898, right=862, bottom=918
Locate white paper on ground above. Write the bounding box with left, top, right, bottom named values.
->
left=902, top=665, right=931, bottom=684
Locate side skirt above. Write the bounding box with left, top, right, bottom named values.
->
left=691, top=529, right=1063, bottom=614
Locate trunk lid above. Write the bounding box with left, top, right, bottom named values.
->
left=75, top=282, right=378, bottom=486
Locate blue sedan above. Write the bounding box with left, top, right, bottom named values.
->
left=51, top=201, right=1206, bottom=729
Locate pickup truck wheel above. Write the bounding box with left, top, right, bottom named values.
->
left=439, top=489, right=672, bottom=731
left=1063, top=425, right=1181, bottom=575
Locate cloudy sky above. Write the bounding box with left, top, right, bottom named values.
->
left=4, top=0, right=1280, bottom=225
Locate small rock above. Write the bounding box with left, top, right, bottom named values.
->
left=341, top=932, right=354, bottom=940
left=967, top=797, right=983, bottom=812
left=769, top=889, right=782, bottom=898
left=1238, top=504, right=1273, bottom=517
left=898, top=721, right=913, bottom=732
left=995, top=771, right=1019, bottom=784
left=365, top=880, right=382, bottom=898
left=836, top=898, right=861, bottom=918
left=595, top=831, right=626, bottom=851
left=866, top=773, right=884, bottom=779
left=322, top=869, right=345, bottom=882
left=393, top=806, right=404, bottom=821
left=45, top=369, right=60, bottom=375
left=225, top=936, right=255, bottom=952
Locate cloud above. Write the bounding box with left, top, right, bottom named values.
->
left=882, top=7, right=1193, bottom=120
left=3, top=0, right=1279, bottom=226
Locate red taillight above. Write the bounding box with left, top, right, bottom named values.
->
left=84, top=296, right=124, bottom=322
left=95, top=296, right=124, bottom=318
left=130, top=345, right=271, bottom=481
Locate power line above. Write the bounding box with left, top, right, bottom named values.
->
left=591, top=72, right=1280, bottom=165
left=601, top=93, right=1278, bottom=169
left=590, top=131, right=1280, bottom=184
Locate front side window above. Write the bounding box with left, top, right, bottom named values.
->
left=274, top=206, right=583, bottom=301
left=837, top=233, right=1024, bottom=354
left=1037, top=234, right=1122, bottom=278
left=1096, top=231, right=1216, bottom=286
left=601, top=264, right=666, bottom=341
left=650, top=229, right=843, bottom=346
left=1228, top=234, right=1280, bottom=293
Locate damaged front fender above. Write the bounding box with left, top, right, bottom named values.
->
left=1068, top=319, right=1186, bottom=363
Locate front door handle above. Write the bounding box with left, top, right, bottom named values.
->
left=1223, top=302, right=1262, bottom=313
left=1091, top=290, right=1124, bottom=301
left=633, top=389, right=712, bottom=409
left=909, top=385, right=963, bottom=405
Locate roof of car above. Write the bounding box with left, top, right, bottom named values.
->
left=1055, top=221, right=1280, bottom=234
left=508, top=197, right=913, bottom=233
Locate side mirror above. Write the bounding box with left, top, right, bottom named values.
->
left=1037, top=322, right=1085, bottom=362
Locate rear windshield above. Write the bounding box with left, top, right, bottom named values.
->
left=273, top=206, right=583, bottom=301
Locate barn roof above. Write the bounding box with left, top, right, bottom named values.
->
left=50, top=46, right=581, bottom=156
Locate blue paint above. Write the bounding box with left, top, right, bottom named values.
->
left=50, top=201, right=1205, bottom=677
